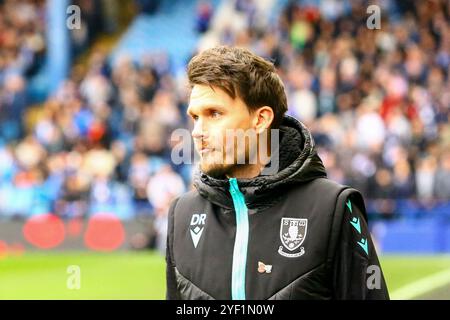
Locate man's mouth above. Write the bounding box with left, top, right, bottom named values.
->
left=199, top=147, right=214, bottom=154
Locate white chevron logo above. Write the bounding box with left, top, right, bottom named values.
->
left=190, top=226, right=204, bottom=248
left=190, top=213, right=206, bottom=248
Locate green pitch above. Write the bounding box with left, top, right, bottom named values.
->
left=1, top=252, right=450, bottom=299
left=0, top=251, right=166, bottom=299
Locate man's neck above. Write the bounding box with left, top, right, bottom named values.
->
left=225, top=160, right=270, bottom=179
left=225, top=138, right=273, bottom=179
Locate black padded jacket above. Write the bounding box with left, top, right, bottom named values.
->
left=166, top=115, right=389, bottom=300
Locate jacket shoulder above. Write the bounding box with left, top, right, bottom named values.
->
left=312, top=178, right=367, bottom=220
left=175, top=189, right=205, bottom=207
left=307, top=178, right=364, bottom=207
left=170, top=189, right=208, bottom=219
left=285, top=177, right=350, bottom=204
left=308, top=177, right=348, bottom=194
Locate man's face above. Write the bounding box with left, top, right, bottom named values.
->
left=187, top=84, right=256, bottom=178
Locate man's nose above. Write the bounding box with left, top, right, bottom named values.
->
left=191, top=119, right=207, bottom=140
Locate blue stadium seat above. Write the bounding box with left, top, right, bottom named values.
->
left=111, top=0, right=222, bottom=73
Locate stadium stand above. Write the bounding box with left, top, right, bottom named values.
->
left=0, top=0, right=448, bottom=253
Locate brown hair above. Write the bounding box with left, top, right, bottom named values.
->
left=187, top=46, right=288, bottom=129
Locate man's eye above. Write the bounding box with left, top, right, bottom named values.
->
left=192, top=115, right=199, bottom=121
left=211, top=111, right=221, bottom=118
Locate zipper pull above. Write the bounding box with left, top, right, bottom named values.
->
left=229, top=178, right=238, bottom=194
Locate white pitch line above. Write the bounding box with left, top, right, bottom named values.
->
left=390, top=268, right=450, bottom=300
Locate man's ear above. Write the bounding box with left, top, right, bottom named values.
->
left=253, top=106, right=274, bottom=134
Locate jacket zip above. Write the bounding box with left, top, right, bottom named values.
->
left=228, top=178, right=249, bottom=300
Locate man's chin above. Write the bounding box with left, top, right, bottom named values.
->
left=200, top=163, right=233, bottom=179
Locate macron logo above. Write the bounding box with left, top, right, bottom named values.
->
left=190, top=213, right=206, bottom=248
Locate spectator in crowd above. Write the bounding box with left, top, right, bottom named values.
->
left=147, top=164, right=185, bottom=254
left=196, top=0, right=213, bottom=33
left=434, top=150, right=450, bottom=200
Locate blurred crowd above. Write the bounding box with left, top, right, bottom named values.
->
left=205, top=0, right=449, bottom=218
left=0, top=0, right=448, bottom=234
left=0, top=0, right=46, bottom=142
left=0, top=49, right=188, bottom=222
left=275, top=0, right=450, bottom=218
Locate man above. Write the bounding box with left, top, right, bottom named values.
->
left=166, top=46, right=389, bottom=300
